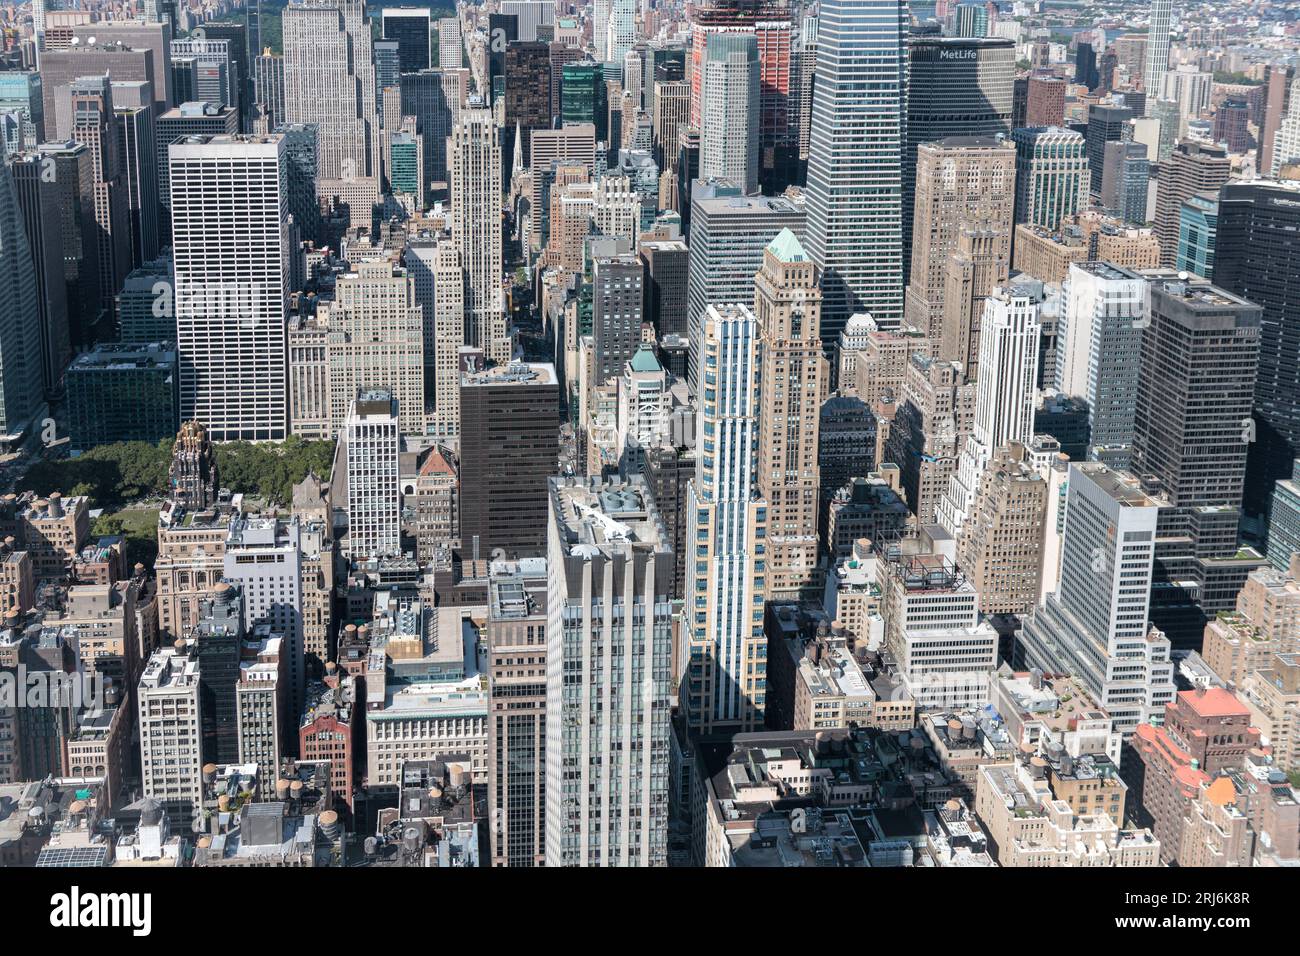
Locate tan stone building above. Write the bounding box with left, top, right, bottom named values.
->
left=957, top=442, right=1047, bottom=615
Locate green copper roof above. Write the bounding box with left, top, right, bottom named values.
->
left=629, top=345, right=662, bottom=373
left=767, top=227, right=807, bottom=263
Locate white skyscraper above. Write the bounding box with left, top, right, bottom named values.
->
left=438, top=16, right=463, bottom=69
left=938, top=284, right=1041, bottom=536
left=804, top=0, right=909, bottom=338
left=450, top=108, right=509, bottom=363
left=605, top=0, right=636, bottom=66
left=1056, top=262, right=1145, bottom=466
left=344, top=388, right=401, bottom=560
left=170, top=134, right=289, bottom=441
left=545, top=475, right=673, bottom=867
left=593, top=0, right=612, bottom=61
left=1022, top=463, right=1176, bottom=736
left=699, top=32, right=760, bottom=195
left=1142, top=0, right=1173, bottom=115
left=283, top=0, right=379, bottom=204
left=684, top=303, right=769, bottom=734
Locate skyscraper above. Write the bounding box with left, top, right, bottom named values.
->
left=544, top=475, right=673, bottom=867
left=684, top=303, right=767, bottom=734
left=1214, top=180, right=1300, bottom=532
left=1142, top=0, right=1173, bottom=113
left=1011, top=127, right=1089, bottom=231
left=343, top=388, right=400, bottom=559
left=805, top=0, right=909, bottom=337
left=1055, top=262, right=1145, bottom=467
left=904, top=137, right=1016, bottom=341
left=1021, top=463, right=1174, bottom=737
left=698, top=32, right=759, bottom=195
left=1154, top=141, right=1230, bottom=268
left=0, top=161, right=46, bottom=445
left=937, top=284, right=1041, bottom=536
left=754, top=230, right=825, bottom=599
left=449, top=108, right=509, bottom=364
left=170, top=133, right=288, bottom=441
left=904, top=35, right=1015, bottom=285
left=1084, top=103, right=1133, bottom=198
left=282, top=0, right=378, bottom=217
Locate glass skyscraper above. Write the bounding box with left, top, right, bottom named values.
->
left=804, top=0, right=909, bottom=337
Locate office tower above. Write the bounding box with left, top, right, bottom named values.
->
left=156, top=102, right=239, bottom=220
left=684, top=303, right=767, bottom=733
left=688, top=0, right=793, bottom=165
left=1143, top=0, right=1172, bottom=111
left=938, top=284, right=1041, bottom=537
left=343, top=388, right=400, bottom=560
left=1154, top=141, right=1230, bottom=269
left=686, top=186, right=805, bottom=387
left=1099, top=140, right=1149, bottom=225
left=400, top=69, right=459, bottom=188
left=169, top=419, right=219, bottom=512
left=805, top=0, right=908, bottom=336
left=1214, top=181, right=1300, bottom=531
left=405, top=239, right=463, bottom=437
left=1176, top=193, right=1218, bottom=279
left=32, top=141, right=100, bottom=348
left=954, top=2, right=988, bottom=36
left=389, top=130, right=422, bottom=206
left=222, top=516, right=309, bottom=725
left=1084, top=103, right=1132, bottom=197
left=653, top=80, right=691, bottom=174
left=201, top=20, right=252, bottom=128
left=0, top=161, right=46, bottom=444
left=545, top=475, right=673, bottom=867
left=1132, top=277, right=1261, bottom=513
left=639, top=236, right=689, bottom=337
left=754, top=230, right=825, bottom=598
left=487, top=13, right=520, bottom=102
left=235, top=632, right=284, bottom=786
left=254, top=51, right=285, bottom=131
left=64, top=343, right=178, bottom=449
left=171, top=36, right=236, bottom=110
left=604, top=0, right=636, bottom=65
left=561, top=61, right=609, bottom=142
left=957, top=442, right=1046, bottom=615
left=789, top=16, right=817, bottom=165
left=592, top=254, right=644, bottom=384
left=58, top=19, right=172, bottom=116
left=1213, top=98, right=1250, bottom=154
left=111, top=80, right=161, bottom=268
left=381, top=6, right=431, bottom=72
left=449, top=108, right=508, bottom=364
left=138, top=645, right=204, bottom=828
left=273, top=123, right=322, bottom=243
left=1269, top=76, right=1300, bottom=177
left=189, top=583, right=244, bottom=765
left=527, top=123, right=596, bottom=252
left=549, top=42, right=583, bottom=117
left=1260, top=65, right=1296, bottom=176
left=940, top=227, right=1010, bottom=379
left=438, top=16, right=463, bottom=69
left=699, top=32, right=759, bottom=195
left=310, top=259, right=425, bottom=435
left=1055, top=262, right=1144, bottom=467
left=885, top=355, right=976, bottom=524
left=170, top=133, right=288, bottom=441
left=1021, top=463, right=1173, bottom=736
left=486, top=559, right=548, bottom=867
left=502, top=41, right=552, bottom=175
left=904, top=137, right=1015, bottom=341
left=1025, top=74, right=1066, bottom=128
left=283, top=0, right=378, bottom=204
left=7, top=155, right=71, bottom=401
left=0, top=72, right=45, bottom=150
left=500, top=1, right=553, bottom=43
left=68, top=75, right=132, bottom=332
left=1076, top=41, right=1099, bottom=91
left=904, top=35, right=1014, bottom=286
left=1012, top=127, right=1089, bottom=231
left=459, top=362, right=560, bottom=559
left=41, top=47, right=159, bottom=143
